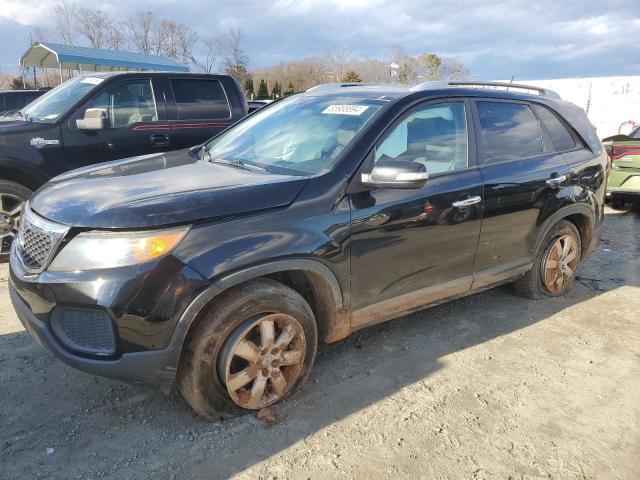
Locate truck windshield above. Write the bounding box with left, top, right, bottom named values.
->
left=205, top=94, right=386, bottom=176
left=22, top=76, right=103, bottom=123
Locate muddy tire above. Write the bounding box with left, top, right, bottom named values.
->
left=0, top=180, right=32, bottom=260
left=514, top=220, right=581, bottom=299
left=177, top=278, right=317, bottom=420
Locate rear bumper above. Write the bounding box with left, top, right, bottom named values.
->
left=606, top=190, right=640, bottom=201
left=10, top=279, right=178, bottom=386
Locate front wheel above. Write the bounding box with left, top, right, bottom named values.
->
left=0, top=181, right=32, bottom=260
left=514, top=220, right=581, bottom=299
left=177, top=279, right=317, bottom=419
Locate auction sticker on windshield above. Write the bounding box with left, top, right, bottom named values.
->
left=322, top=105, right=369, bottom=115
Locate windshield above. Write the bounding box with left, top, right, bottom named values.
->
left=204, top=94, right=386, bottom=176
left=22, top=76, right=103, bottom=123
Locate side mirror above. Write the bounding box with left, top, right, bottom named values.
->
left=361, top=159, right=428, bottom=189
left=76, top=108, right=108, bottom=130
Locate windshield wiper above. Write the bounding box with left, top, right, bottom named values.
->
left=201, top=145, right=267, bottom=173
left=2, top=109, right=29, bottom=120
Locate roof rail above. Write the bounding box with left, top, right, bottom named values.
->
left=306, top=82, right=390, bottom=92
left=448, top=81, right=561, bottom=99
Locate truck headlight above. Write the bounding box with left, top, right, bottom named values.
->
left=48, top=227, right=189, bottom=272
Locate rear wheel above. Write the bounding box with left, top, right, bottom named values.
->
left=177, top=279, right=317, bottom=419
left=0, top=181, right=32, bottom=260
left=514, top=220, right=581, bottom=299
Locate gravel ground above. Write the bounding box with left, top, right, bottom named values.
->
left=1, top=206, right=639, bottom=480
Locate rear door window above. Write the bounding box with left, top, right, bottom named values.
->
left=476, top=101, right=543, bottom=164
left=533, top=105, right=576, bottom=152
left=170, top=78, right=230, bottom=120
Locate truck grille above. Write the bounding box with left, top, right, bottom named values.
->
left=16, top=204, right=69, bottom=274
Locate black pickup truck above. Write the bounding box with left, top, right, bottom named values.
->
left=0, top=72, right=247, bottom=257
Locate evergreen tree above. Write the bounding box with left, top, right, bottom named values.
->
left=271, top=80, right=282, bottom=98
left=284, top=79, right=295, bottom=95
left=256, top=79, right=269, bottom=100
left=342, top=69, right=362, bottom=83
left=244, top=77, right=254, bottom=98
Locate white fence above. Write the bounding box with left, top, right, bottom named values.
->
left=514, top=76, right=640, bottom=139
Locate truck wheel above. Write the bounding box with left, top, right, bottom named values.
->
left=0, top=181, right=32, bottom=260
left=514, top=220, right=581, bottom=299
left=177, top=279, right=318, bottom=419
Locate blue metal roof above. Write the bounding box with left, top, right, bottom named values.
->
left=21, top=42, right=190, bottom=73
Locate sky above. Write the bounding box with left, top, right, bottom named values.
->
left=1, top=0, right=639, bottom=80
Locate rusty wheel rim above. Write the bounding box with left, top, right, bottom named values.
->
left=542, top=234, right=579, bottom=294
left=0, top=193, right=23, bottom=255
left=221, top=313, right=306, bottom=410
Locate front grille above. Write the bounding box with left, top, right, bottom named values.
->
left=19, top=219, right=53, bottom=270
left=16, top=203, right=68, bottom=274
left=50, top=307, right=116, bottom=356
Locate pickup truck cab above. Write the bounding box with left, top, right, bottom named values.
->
left=0, top=72, right=247, bottom=257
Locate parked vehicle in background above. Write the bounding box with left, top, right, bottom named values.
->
left=9, top=81, right=607, bottom=419
left=0, top=88, right=49, bottom=116
left=247, top=99, right=272, bottom=113
left=602, top=126, right=640, bottom=208
left=0, top=72, right=247, bottom=259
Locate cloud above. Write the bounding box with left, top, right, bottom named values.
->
left=0, top=0, right=50, bottom=25
left=0, top=0, right=638, bottom=79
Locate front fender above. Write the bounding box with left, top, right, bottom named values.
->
left=0, top=157, right=50, bottom=190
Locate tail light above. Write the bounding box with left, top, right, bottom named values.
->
left=611, top=145, right=640, bottom=160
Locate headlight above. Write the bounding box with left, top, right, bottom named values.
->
left=48, top=227, right=189, bottom=272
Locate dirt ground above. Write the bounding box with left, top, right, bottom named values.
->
left=1, top=206, right=639, bottom=480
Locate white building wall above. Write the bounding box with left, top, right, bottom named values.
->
left=513, top=76, right=640, bottom=139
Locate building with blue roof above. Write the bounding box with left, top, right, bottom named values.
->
left=20, top=42, right=190, bottom=80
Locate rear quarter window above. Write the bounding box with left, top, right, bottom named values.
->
left=533, top=104, right=577, bottom=152
left=170, top=78, right=230, bottom=120
left=476, top=101, right=544, bottom=164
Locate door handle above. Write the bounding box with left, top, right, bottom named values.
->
left=150, top=134, right=170, bottom=147
left=452, top=196, right=482, bottom=208
left=546, top=174, right=567, bottom=188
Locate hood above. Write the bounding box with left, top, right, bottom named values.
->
left=0, top=117, right=48, bottom=132
left=30, top=150, right=309, bottom=229
left=0, top=117, right=28, bottom=128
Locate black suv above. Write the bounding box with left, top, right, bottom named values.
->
left=0, top=72, right=247, bottom=258
left=9, top=81, right=607, bottom=418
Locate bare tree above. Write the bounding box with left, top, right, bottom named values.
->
left=126, top=11, right=156, bottom=55
left=197, top=37, right=223, bottom=73
left=107, top=28, right=126, bottom=51
left=439, top=57, right=469, bottom=81
left=52, top=0, right=77, bottom=45
left=76, top=7, right=113, bottom=48
left=247, top=47, right=471, bottom=93
left=333, top=45, right=352, bottom=81
left=153, top=20, right=198, bottom=66
left=222, top=28, right=249, bottom=83
left=0, top=73, right=12, bottom=90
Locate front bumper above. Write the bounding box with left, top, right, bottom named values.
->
left=9, top=247, right=209, bottom=385
left=10, top=281, right=177, bottom=385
